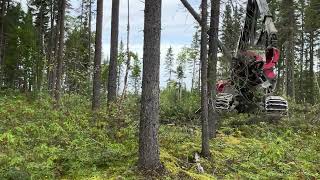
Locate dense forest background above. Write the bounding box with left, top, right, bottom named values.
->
left=0, top=0, right=319, bottom=179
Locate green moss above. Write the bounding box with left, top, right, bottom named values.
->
left=0, top=93, right=319, bottom=179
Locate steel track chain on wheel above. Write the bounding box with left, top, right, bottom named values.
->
left=264, top=96, right=289, bottom=117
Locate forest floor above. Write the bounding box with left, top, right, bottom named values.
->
left=0, top=92, right=319, bottom=179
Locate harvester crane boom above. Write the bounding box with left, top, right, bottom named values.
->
left=238, top=0, right=278, bottom=53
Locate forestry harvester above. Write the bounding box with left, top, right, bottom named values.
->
left=215, top=0, right=288, bottom=114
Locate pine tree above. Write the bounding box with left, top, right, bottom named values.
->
left=208, top=0, right=220, bottom=139
left=92, top=0, right=103, bottom=110
left=122, top=0, right=131, bottom=96
left=47, top=0, right=57, bottom=94
left=200, top=0, right=210, bottom=157
left=297, top=0, right=306, bottom=102
left=107, top=0, right=120, bottom=104
left=138, top=0, right=162, bottom=171
left=54, top=0, right=66, bottom=105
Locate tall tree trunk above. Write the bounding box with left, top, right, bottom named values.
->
left=92, top=0, right=103, bottom=110
left=0, top=0, right=7, bottom=80
left=36, top=0, right=45, bottom=92
left=138, top=0, right=162, bottom=171
left=51, top=8, right=60, bottom=97
left=107, top=0, right=120, bottom=104
left=286, top=41, right=295, bottom=99
left=48, top=0, right=55, bottom=92
left=298, top=0, right=305, bottom=102
left=308, top=31, right=315, bottom=104
left=285, top=0, right=295, bottom=100
left=88, top=0, right=92, bottom=69
left=208, top=0, right=220, bottom=139
left=299, top=32, right=304, bottom=101
left=200, top=0, right=210, bottom=157
left=54, top=0, right=66, bottom=105
left=122, top=0, right=130, bottom=97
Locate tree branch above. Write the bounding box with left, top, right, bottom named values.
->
left=179, top=0, right=202, bottom=24
left=179, top=0, right=232, bottom=59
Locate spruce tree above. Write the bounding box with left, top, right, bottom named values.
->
left=130, top=53, right=141, bottom=95
left=165, top=46, right=174, bottom=83
left=189, top=31, right=200, bottom=91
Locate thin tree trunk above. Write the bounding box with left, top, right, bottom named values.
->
left=138, top=0, right=162, bottom=171
left=282, top=52, right=287, bottom=96
left=80, top=0, right=84, bottom=27
left=54, top=0, right=66, bottom=105
left=200, top=0, right=210, bottom=157
left=299, top=33, right=304, bottom=100
left=117, top=64, right=121, bottom=93
left=208, top=0, right=220, bottom=139
left=107, top=0, right=120, bottom=104
left=92, top=0, right=103, bottom=110
left=285, top=0, right=295, bottom=100
left=316, top=74, right=320, bottom=98
left=88, top=0, right=92, bottom=68
left=134, top=78, right=138, bottom=95
left=0, top=0, right=7, bottom=76
left=51, top=1, right=60, bottom=97
left=298, top=1, right=304, bottom=102
left=122, top=0, right=130, bottom=97
left=48, top=0, right=55, bottom=92
left=198, top=62, right=201, bottom=93
left=286, top=40, right=295, bottom=99
left=191, top=59, right=196, bottom=91
left=309, top=31, right=315, bottom=104
left=36, top=0, right=45, bottom=92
